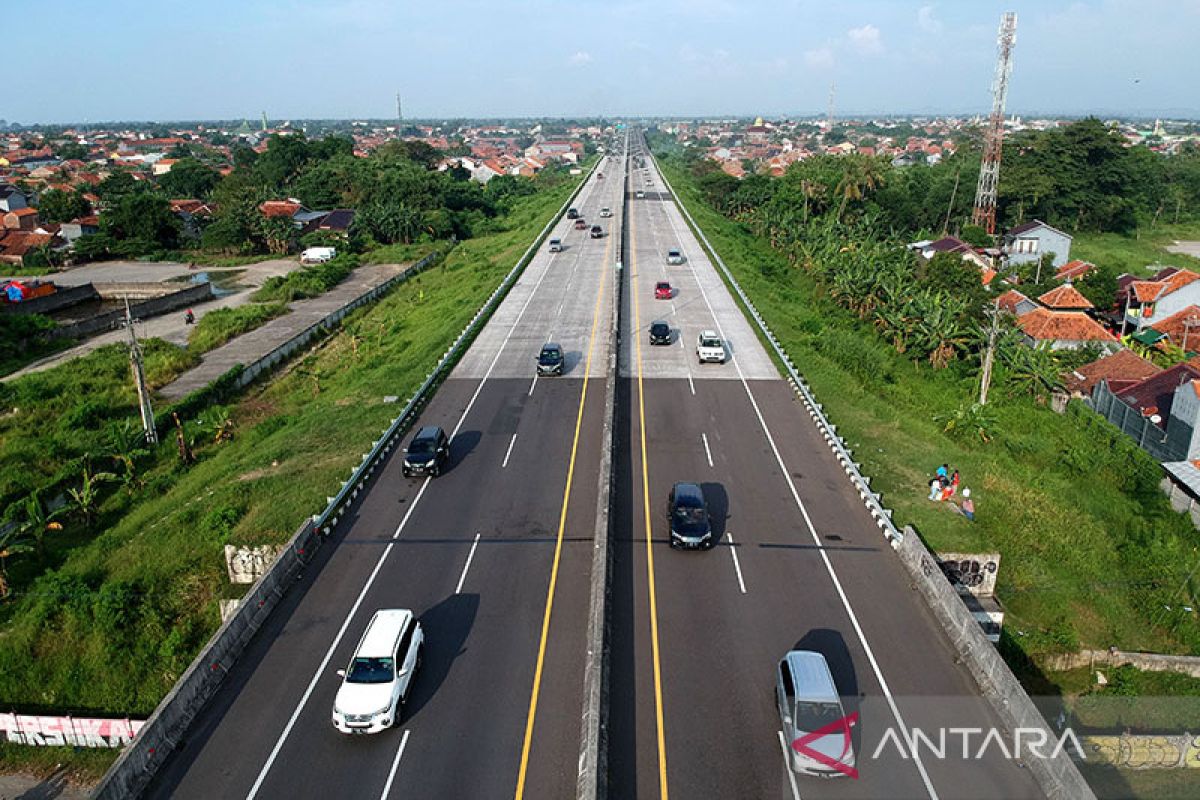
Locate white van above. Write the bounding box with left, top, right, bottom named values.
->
left=301, top=246, right=337, bottom=264
left=776, top=650, right=855, bottom=777
left=332, top=609, right=424, bottom=734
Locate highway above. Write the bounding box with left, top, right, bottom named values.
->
left=146, top=149, right=626, bottom=800
left=607, top=133, right=1045, bottom=800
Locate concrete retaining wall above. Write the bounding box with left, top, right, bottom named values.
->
left=1, top=283, right=97, bottom=315
left=92, top=162, right=601, bottom=800
left=91, top=520, right=321, bottom=800
left=94, top=282, right=187, bottom=301
left=1044, top=648, right=1200, bottom=679
left=54, top=283, right=214, bottom=339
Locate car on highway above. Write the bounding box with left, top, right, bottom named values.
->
left=648, top=320, right=672, bottom=345
left=654, top=281, right=672, bottom=300
left=548, top=238, right=562, bottom=253
left=666, top=249, right=685, bottom=265
left=590, top=225, right=603, bottom=238
left=599, top=207, right=612, bottom=218
left=567, top=208, right=579, bottom=219
left=537, top=342, right=564, bottom=376
left=776, top=650, right=855, bottom=777
left=635, top=190, right=645, bottom=199
left=574, top=218, right=588, bottom=230
left=667, top=482, right=713, bottom=549
left=696, top=330, right=726, bottom=364
left=402, top=425, right=450, bottom=478
left=332, top=609, right=424, bottom=734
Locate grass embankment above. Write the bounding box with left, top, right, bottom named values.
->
left=250, top=253, right=359, bottom=303
left=1072, top=224, right=1200, bottom=277
left=0, top=177, right=578, bottom=725
left=362, top=242, right=436, bottom=265
left=657, top=156, right=1200, bottom=665
left=185, top=302, right=288, bottom=353
left=0, top=314, right=72, bottom=377
left=0, top=742, right=118, bottom=787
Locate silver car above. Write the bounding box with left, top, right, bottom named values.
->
left=776, top=650, right=856, bottom=777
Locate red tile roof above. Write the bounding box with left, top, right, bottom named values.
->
left=259, top=200, right=301, bottom=218
left=1064, top=348, right=1161, bottom=396
left=997, top=289, right=1030, bottom=315
left=1113, top=363, right=1200, bottom=429
left=0, top=230, right=56, bottom=259
left=8, top=207, right=37, bottom=218
left=1016, top=308, right=1117, bottom=343
left=1055, top=259, right=1095, bottom=282
left=1131, top=280, right=1168, bottom=303
left=1038, top=283, right=1094, bottom=310
left=1149, top=304, right=1200, bottom=347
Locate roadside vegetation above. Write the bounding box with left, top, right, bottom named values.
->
left=0, top=169, right=581, bottom=728
left=185, top=302, right=289, bottom=353
left=649, top=129, right=1200, bottom=672
left=251, top=253, right=359, bottom=303
left=0, top=314, right=71, bottom=377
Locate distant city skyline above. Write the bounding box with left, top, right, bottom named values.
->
left=11, top=0, right=1199, bottom=125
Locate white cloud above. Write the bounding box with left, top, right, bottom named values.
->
left=804, top=46, right=835, bottom=70
left=568, top=50, right=592, bottom=66
left=917, top=5, right=943, bottom=34
left=847, top=24, right=884, bottom=55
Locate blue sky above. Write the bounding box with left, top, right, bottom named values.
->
left=11, top=0, right=1199, bottom=124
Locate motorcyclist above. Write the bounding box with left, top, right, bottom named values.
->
left=184, top=309, right=195, bottom=325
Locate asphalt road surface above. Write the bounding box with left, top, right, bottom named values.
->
left=146, top=152, right=625, bottom=800
left=607, top=134, right=1044, bottom=800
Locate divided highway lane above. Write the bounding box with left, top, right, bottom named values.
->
left=609, top=137, right=1043, bottom=799
left=147, top=157, right=624, bottom=800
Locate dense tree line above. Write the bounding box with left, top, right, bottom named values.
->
left=669, top=118, right=1200, bottom=240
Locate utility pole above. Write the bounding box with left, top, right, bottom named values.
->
left=123, top=299, right=158, bottom=445
left=978, top=299, right=1001, bottom=406
left=261, top=111, right=268, bottom=132
left=826, top=82, right=836, bottom=133
left=396, top=91, right=403, bottom=133
left=942, top=167, right=961, bottom=236
left=971, top=12, right=1018, bottom=235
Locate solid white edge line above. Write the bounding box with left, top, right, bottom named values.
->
left=247, top=168, right=605, bottom=800
left=502, top=433, right=518, bottom=468
left=777, top=730, right=803, bottom=800
left=701, top=432, right=713, bottom=467
left=379, top=728, right=411, bottom=800
left=455, top=532, right=482, bottom=595
left=654, top=154, right=940, bottom=800
left=726, top=532, right=747, bottom=595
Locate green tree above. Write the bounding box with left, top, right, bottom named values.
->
left=158, top=158, right=220, bottom=199
left=53, top=141, right=90, bottom=161
left=36, top=188, right=91, bottom=224
left=96, top=171, right=145, bottom=203
left=101, top=193, right=181, bottom=253
left=66, top=459, right=116, bottom=531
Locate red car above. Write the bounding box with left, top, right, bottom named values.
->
left=655, top=281, right=672, bottom=300
left=574, top=218, right=588, bottom=230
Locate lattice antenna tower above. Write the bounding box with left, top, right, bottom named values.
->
left=826, top=82, right=836, bottom=132
left=396, top=91, right=403, bottom=130
left=971, top=12, right=1017, bottom=235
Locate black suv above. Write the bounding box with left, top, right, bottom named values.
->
left=567, top=208, right=579, bottom=219
left=668, top=482, right=712, bottom=549
left=537, top=342, right=565, bottom=376
left=648, top=320, right=671, bottom=345
left=402, top=426, right=450, bottom=478
left=590, top=225, right=603, bottom=239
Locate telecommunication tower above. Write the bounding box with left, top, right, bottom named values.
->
left=971, top=12, right=1017, bottom=235
left=826, top=82, right=836, bottom=132
left=261, top=111, right=268, bottom=132
left=396, top=91, right=403, bottom=129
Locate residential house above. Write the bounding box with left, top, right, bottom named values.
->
left=1093, top=363, right=1200, bottom=462
left=302, top=209, right=356, bottom=238
left=0, top=183, right=27, bottom=212
left=1055, top=259, right=1096, bottom=283
left=1015, top=307, right=1119, bottom=351
left=1144, top=304, right=1200, bottom=352
left=1037, top=284, right=1093, bottom=312
left=260, top=199, right=310, bottom=228
left=1120, top=268, right=1200, bottom=331
left=59, top=215, right=100, bottom=245
left=1064, top=348, right=1160, bottom=398
left=996, top=288, right=1038, bottom=317
left=0, top=230, right=63, bottom=267
left=3, top=208, right=39, bottom=231
left=1002, top=219, right=1073, bottom=270
left=909, top=236, right=992, bottom=272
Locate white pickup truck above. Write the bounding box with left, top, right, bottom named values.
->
left=696, top=330, right=727, bottom=364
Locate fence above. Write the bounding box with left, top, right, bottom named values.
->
left=651, top=146, right=1094, bottom=800
left=92, top=160, right=600, bottom=800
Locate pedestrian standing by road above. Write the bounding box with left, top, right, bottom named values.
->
left=962, top=489, right=975, bottom=521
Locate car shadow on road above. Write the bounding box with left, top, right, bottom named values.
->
left=447, top=430, right=482, bottom=473
left=792, top=629, right=862, bottom=756
left=404, top=593, right=480, bottom=721
left=563, top=350, right=584, bottom=375
left=700, top=482, right=728, bottom=540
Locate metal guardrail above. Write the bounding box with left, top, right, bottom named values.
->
left=649, top=148, right=903, bottom=545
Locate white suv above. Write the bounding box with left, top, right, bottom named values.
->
left=696, top=330, right=726, bottom=364
left=332, top=609, right=424, bottom=734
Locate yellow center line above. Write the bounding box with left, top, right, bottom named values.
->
left=514, top=204, right=613, bottom=800
left=630, top=177, right=670, bottom=800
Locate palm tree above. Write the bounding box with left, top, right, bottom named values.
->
left=835, top=157, right=885, bottom=223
